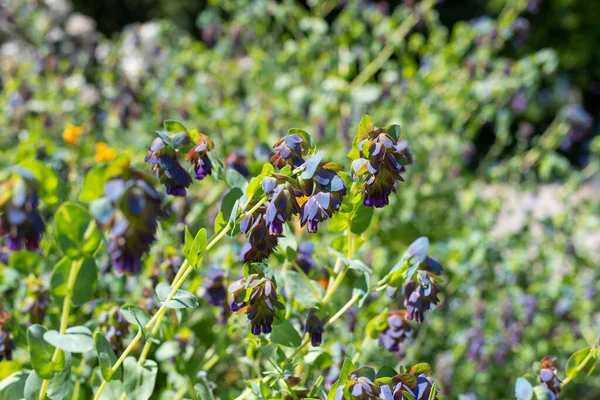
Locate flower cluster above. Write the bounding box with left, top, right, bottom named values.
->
left=351, top=117, right=412, bottom=208
left=335, top=364, right=439, bottom=400
left=0, top=171, right=45, bottom=252
left=403, top=272, right=442, bottom=323
left=378, top=310, right=413, bottom=353
left=98, top=307, right=130, bottom=354
left=96, top=168, right=163, bottom=274
left=539, top=356, right=561, bottom=398
left=228, top=274, right=284, bottom=335
left=239, top=202, right=280, bottom=264
left=384, top=364, right=439, bottom=400
left=0, top=307, right=15, bottom=362
left=202, top=268, right=230, bottom=323
left=145, top=125, right=214, bottom=196
left=299, top=163, right=347, bottom=233
left=305, top=308, right=324, bottom=346
left=239, top=132, right=346, bottom=263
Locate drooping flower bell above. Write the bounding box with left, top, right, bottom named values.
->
left=145, top=137, right=192, bottom=196
left=299, top=163, right=347, bottom=233
left=403, top=272, right=441, bottom=323
left=226, top=150, right=250, bottom=177
left=202, top=268, right=227, bottom=307
left=296, top=241, right=316, bottom=274
left=98, top=168, right=163, bottom=274
left=146, top=123, right=215, bottom=196
left=539, top=356, right=561, bottom=398
left=378, top=310, right=413, bottom=353
left=0, top=170, right=45, bottom=251
left=0, top=308, right=15, bottom=362
left=239, top=203, right=280, bottom=264
left=262, top=176, right=300, bottom=236
left=98, top=306, right=130, bottom=354
left=228, top=274, right=284, bottom=335
left=305, top=308, right=324, bottom=346
left=270, top=134, right=307, bottom=168
left=351, top=117, right=412, bottom=208
left=185, top=133, right=214, bottom=180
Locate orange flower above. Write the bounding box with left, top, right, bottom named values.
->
left=95, top=142, right=117, bottom=162
left=62, top=124, right=84, bottom=144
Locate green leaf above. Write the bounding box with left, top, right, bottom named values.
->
left=214, top=188, right=243, bottom=232
left=24, top=352, right=72, bottom=400
left=50, top=257, right=98, bottom=306
left=164, top=120, right=187, bottom=134
left=8, top=250, right=42, bottom=273
left=350, top=204, right=374, bottom=234
left=79, top=165, right=109, bottom=202
left=226, top=169, right=248, bottom=191
left=183, top=227, right=194, bottom=258
left=338, top=358, right=355, bottom=385
left=18, top=159, right=60, bottom=205
left=94, top=332, right=122, bottom=381
left=187, top=228, right=207, bottom=268
left=121, top=306, right=151, bottom=331
left=54, top=202, right=102, bottom=259
left=384, top=124, right=401, bottom=141
left=284, top=271, right=320, bottom=308
left=289, top=128, right=316, bottom=153
left=352, top=272, right=369, bottom=307
left=358, top=115, right=374, bottom=140
left=566, top=347, right=596, bottom=383
left=376, top=365, right=397, bottom=378
left=156, top=282, right=199, bottom=309
left=269, top=320, right=303, bottom=347
left=0, top=371, right=29, bottom=399
left=43, top=326, right=94, bottom=353
left=515, top=377, right=534, bottom=400
left=27, top=324, right=55, bottom=379
left=405, top=237, right=429, bottom=266
left=123, top=357, right=158, bottom=400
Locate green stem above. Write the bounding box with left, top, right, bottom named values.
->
left=40, top=258, right=84, bottom=400
left=561, top=349, right=595, bottom=387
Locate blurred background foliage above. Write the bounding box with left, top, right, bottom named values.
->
left=0, top=0, right=599, bottom=398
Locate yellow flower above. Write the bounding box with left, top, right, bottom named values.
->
left=62, top=124, right=84, bottom=144
left=95, top=142, right=117, bottom=162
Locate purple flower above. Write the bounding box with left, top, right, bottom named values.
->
left=378, top=310, right=413, bottom=353
left=226, top=151, right=250, bottom=177
left=0, top=174, right=45, bottom=252
left=102, top=171, right=163, bottom=275
left=403, top=274, right=441, bottom=323
left=539, top=356, right=561, bottom=397
left=352, top=125, right=412, bottom=208
left=98, top=307, right=130, bottom=354
left=239, top=203, right=280, bottom=264
left=296, top=242, right=316, bottom=274
left=305, top=309, right=324, bottom=346
left=146, top=138, right=192, bottom=196
left=262, top=177, right=300, bottom=236
left=185, top=133, right=214, bottom=181
left=270, top=134, right=307, bottom=168
left=299, top=164, right=347, bottom=233
left=202, top=268, right=227, bottom=307
left=229, top=275, right=284, bottom=335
